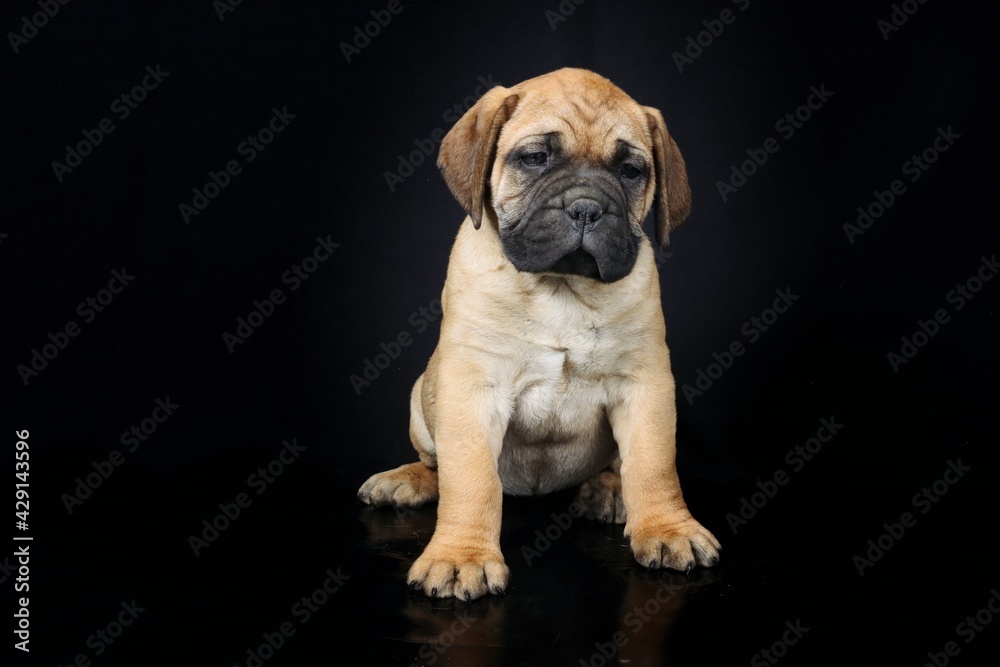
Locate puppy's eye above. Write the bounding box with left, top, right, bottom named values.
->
left=620, top=163, right=643, bottom=180
left=521, top=151, right=548, bottom=167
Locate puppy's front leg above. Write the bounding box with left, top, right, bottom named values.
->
left=407, top=359, right=509, bottom=600
left=610, top=347, right=720, bottom=571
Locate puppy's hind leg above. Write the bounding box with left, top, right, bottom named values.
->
left=576, top=457, right=627, bottom=524
left=358, top=373, right=440, bottom=508
left=358, top=462, right=438, bottom=508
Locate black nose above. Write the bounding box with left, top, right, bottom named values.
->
left=566, top=198, right=603, bottom=230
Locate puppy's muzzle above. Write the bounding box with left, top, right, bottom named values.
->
left=500, top=172, right=637, bottom=283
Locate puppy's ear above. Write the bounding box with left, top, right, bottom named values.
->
left=438, top=87, right=520, bottom=229
left=644, top=107, right=692, bottom=248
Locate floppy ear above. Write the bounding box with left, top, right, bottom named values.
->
left=644, top=107, right=692, bottom=248
left=437, top=88, right=520, bottom=229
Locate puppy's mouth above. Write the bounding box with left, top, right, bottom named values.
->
left=548, top=246, right=600, bottom=279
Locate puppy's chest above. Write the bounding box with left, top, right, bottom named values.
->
left=509, top=326, right=616, bottom=435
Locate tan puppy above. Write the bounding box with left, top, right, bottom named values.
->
left=359, top=68, right=720, bottom=600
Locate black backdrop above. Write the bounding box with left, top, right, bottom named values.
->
left=4, top=1, right=999, bottom=665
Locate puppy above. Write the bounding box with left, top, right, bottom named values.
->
left=359, top=68, right=719, bottom=600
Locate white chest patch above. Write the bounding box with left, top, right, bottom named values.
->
left=497, top=322, right=620, bottom=495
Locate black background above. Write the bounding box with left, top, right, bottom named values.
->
left=3, top=0, right=998, bottom=665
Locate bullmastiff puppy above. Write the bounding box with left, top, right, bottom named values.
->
left=359, top=68, right=720, bottom=600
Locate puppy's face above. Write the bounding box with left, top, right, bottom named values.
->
left=438, top=68, right=692, bottom=284
left=492, top=88, right=652, bottom=283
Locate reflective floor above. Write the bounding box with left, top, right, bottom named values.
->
left=34, top=475, right=999, bottom=666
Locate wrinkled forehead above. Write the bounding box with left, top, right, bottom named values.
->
left=498, top=82, right=652, bottom=161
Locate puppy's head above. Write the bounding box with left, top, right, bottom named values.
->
left=438, top=68, right=691, bottom=283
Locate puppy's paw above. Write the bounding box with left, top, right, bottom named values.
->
left=358, top=462, right=438, bottom=508
left=626, top=513, right=721, bottom=572
left=407, top=542, right=509, bottom=600
left=576, top=470, right=627, bottom=524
